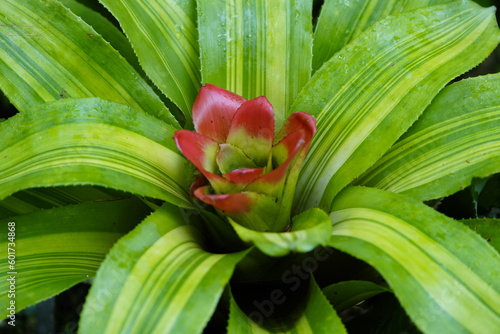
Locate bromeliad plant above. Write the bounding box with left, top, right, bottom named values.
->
left=0, top=0, right=500, bottom=333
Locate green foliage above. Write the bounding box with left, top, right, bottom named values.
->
left=0, top=0, right=499, bottom=333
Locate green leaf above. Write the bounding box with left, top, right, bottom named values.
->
left=197, top=0, right=313, bottom=128
left=329, top=186, right=500, bottom=333
left=227, top=279, right=346, bottom=334
left=322, top=280, right=389, bottom=312
left=0, top=186, right=128, bottom=218
left=0, top=98, right=193, bottom=208
left=462, top=218, right=500, bottom=252
left=0, top=198, right=150, bottom=312
left=357, top=73, right=500, bottom=201
left=229, top=208, right=332, bottom=257
left=80, top=202, right=248, bottom=334
left=0, top=0, right=177, bottom=126
left=59, top=0, right=143, bottom=74
left=312, top=0, right=451, bottom=72
left=98, top=0, right=200, bottom=124
left=293, top=1, right=500, bottom=212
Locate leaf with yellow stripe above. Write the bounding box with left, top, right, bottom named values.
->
left=79, top=202, right=248, bottom=334
left=312, top=0, right=451, bottom=72
left=197, top=0, right=313, bottom=128
left=99, top=0, right=200, bottom=125
left=357, top=73, right=500, bottom=201
left=0, top=198, right=150, bottom=312
left=0, top=0, right=176, bottom=126
left=0, top=98, right=193, bottom=208
left=227, top=279, right=346, bottom=333
left=293, top=1, right=500, bottom=212
left=329, top=186, right=500, bottom=333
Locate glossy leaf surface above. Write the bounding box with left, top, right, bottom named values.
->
left=293, top=2, right=500, bottom=211
left=80, top=203, right=247, bottom=334
left=0, top=0, right=176, bottom=126
left=329, top=186, right=500, bottom=333
left=0, top=198, right=149, bottom=311
left=197, top=0, right=313, bottom=128
left=357, top=73, right=500, bottom=201
left=0, top=98, right=193, bottom=208
left=99, top=0, right=200, bottom=123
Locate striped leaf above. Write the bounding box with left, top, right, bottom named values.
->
left=462, top=218, right=500, bottom=253
left=357, top=73, right=500, bottom=201
left=329, top=186, right=500, bottom=333
left=0, top=98, right=193, bottom=208
left=80, top=202, right=248, bottom=334
left=99, top=0, right=200, bottom=124
left=0, top=198, right=150, bottom=312
left=227, top=279, right=346, bottom=334
left=0, top=186, right=127, bottom=218
left=293, top=1, right=500, bottom=212
left=312, top=0, right=450, bottom=72
left=197, top=0, right=313, bottom=128
left=229, top=208, right=332, bottom=257
left=59, top=0, right=143, bottom=74
left=0, top=0, right=177, bottom=126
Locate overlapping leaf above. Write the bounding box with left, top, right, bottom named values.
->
left=312, top=0, right=451, bottom=71
left=293, top=1, right=500, bottom=212
left=0, top=198, right=150, bottom=312
left=197, top=0, right=313, bottom=128
left=229, top=208, right=332, bottom=257
left=357, top=73, right=500, bottom=201
left=322, top=280, right=389, bottom=312
left=0, top=186, right=126, bottom=218
left=0, top=98, right=193, bottom=208
left=462, top=218, right=500, bottom=252
left=80, top=202, right=247, bottom=334
left=0, top=0, right=177, bottom=126
left=227, top=279, right=346, bottom=334
left=99, top=0, right=200, bottom=124
left=329, top=186, right=500, bottom=333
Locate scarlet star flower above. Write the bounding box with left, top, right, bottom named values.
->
left=174, top=84, right=316, bottom=232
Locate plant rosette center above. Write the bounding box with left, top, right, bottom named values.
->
left=174, top=84, right=316, bottom=232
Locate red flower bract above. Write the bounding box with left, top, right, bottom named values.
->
left=174, top=84, right=316, bottom=232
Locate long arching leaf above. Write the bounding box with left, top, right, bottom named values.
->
left=80, top=202, right=247, bottom=334
left=0, top=0, right=176, bottom=126
left=197, top=0, right=313, bottom=128
left=99, top=0, right=200, bottom=124
left=0, top=198, right=150, bottom=312
left=357, top=73, right=500, bottom=201
left=312, top=0, right=450, bottom=72
left=329, top=186, right=500, bottom=333
left=0, top=98, right=193, bottom=208
left=0, top=186, right=126, bottom=218
left=293, top=1, right=500, bottom=212
left=59, top=0, right=143, bottom=74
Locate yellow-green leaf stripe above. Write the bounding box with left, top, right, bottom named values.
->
left=0, top=98, right=193, bottom=208
left=0, top=198, right=149, bottom=312
left=0, top=0, right=176, bottom=126
left=80, top=203, right=248, bottom=334
left=197, top=0, right=312, bottom=128
left=293, top=2, right=500, bottom=212
left=357, top=73, right=500, bottom=201
left=329, top=186, right=500, bottom=333
left=99, top=0, right=200, bottom=124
